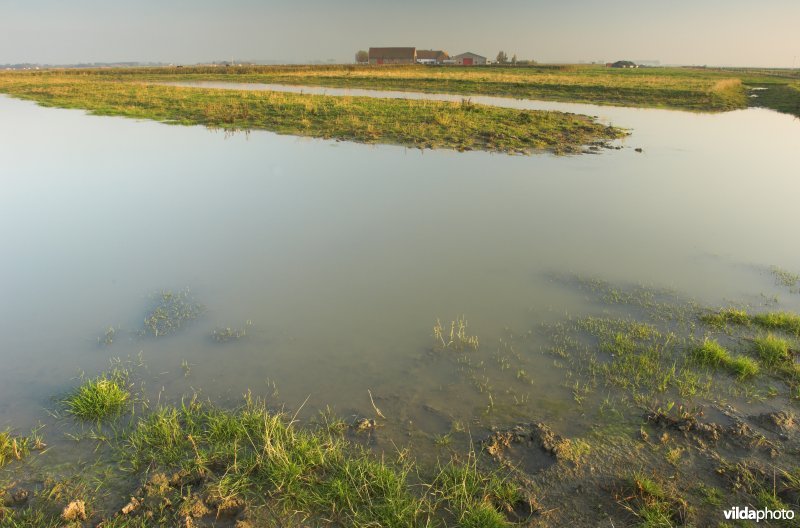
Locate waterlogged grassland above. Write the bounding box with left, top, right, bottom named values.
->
left=2, top=279, right=800, bottom=526
left=66, top=64, right=758, bottom=112
left=0, top=72, right=627, bottom=155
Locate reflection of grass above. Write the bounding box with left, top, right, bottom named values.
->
left=0, top=71, right=626, bottom=155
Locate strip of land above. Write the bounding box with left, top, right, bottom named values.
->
left=0, top=72, right=627, bottom=155
left=41, top=64, right=800, bottom=115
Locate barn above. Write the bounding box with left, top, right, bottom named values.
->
left=416, top=50, right=449, bottom=65
left=451, top=52, right=487, bottom=66
left=368, top=47, right=417, bottom=65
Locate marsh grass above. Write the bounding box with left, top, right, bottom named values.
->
left=752, top=312, right=800, bottom=336
left=46, top=64, right=763, bottom=112
left=616, top=473, right=688, bottom=527
left=699, top=307, right=750, bottom=328
left=106, top=395, right=526, bottom=526
left=0, top=71, right=627, bottom=155
left=142, top=289, right=205, bottom=337
left=63, top=371, right=130, bottom=421
left=0, top=430, right=30, bottom=468
left=752, top=334, right=793, bottom=367
left=691, top=338, right=759, bottom=380
left=434, top=316, right=480, bottom=352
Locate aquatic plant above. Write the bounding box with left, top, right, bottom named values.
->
left=142, top=289, right=205, bottom=337
left=211, top=320, right=251, bottom=343
left=434, top=316, right=480, bottom=352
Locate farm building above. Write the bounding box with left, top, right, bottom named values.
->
left=368, top=47, right=416, bottom=65
left=609, top=60, right=638, bottom=68
left=452, top=52, right=487, bottom=66
left=416, top=50, right=449, bottom=64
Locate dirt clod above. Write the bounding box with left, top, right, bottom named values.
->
left=62, top=499, right=87, bottom=522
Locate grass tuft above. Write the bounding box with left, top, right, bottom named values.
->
left=691, top=338, right=759, bottom=379
left=63, top=371, right=130, bottom=421
left=753, top=334, right=792, bottom=367
left=752, top=311, right=800, bottom=336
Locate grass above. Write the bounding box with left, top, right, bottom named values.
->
left=752, top=312, right=800, bottom=337
left=752, top=334, right=793, bottom=367
left=699, top=307, right=750, bottom=328
left=62, top=371, right=130, bottom=421
left=39, top=63, right=760, bottom=112
left=702, top=308, right=800, bottom=337
left=0, top=70, right=627, bottom=155
left=22, top=63, right=800, bottom=116
left=0, top=391, right=530, bottom=526
left=691, top=338, right=759, bottom=380
left=105, top=395, right=524, bottom=526
left=0, top=430, right=30, bottom=468
left=616, top=473, right=688, bottom=527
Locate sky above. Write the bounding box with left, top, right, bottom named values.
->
left=2, top=0, right=799, bottom=68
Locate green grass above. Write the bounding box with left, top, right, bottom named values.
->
left=700, top=307, right=750, bottom=328
left=752, top=334, right=792, bottom=366
left=691, top=338, right=759, bottom=380
left=43, top=63, right=760, bottom=112
left=752, top=312, right=800, bottom=336
left=617, top=473, right=687, bottom=527
left=113, top=395, right=524, bottom=526
left=62, top=372, right=130, bottom=421
left=0, top=71, right=627, bottom=155
left=30, top=63, right=800, bottom=115
left=0, top=430, right=30, bottom=468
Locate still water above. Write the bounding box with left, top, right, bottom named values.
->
left=1, top=92, right=799, bottom=448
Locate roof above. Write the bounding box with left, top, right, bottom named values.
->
left=416, top=50, right=449, bottom=61
left=369, top=47, right=416, bottom=59
left=452, top=52, right=486, bottom=60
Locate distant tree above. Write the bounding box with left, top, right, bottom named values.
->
left=496, top=51, right=508, bottom=64
left=355, top=50, right=369, bottom=64
left=511, top=54, right=517, bottom=65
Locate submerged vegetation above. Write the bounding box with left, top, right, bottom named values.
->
left=142, top=289, right=205, bottom=337
left=0, top=71, right=627, bottom=155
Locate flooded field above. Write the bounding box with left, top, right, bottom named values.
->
left=1, top=92, right=800, bottom=525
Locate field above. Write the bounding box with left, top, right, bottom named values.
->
left=0, top=70, right=627, bottom=155
left=44, top=63, right=800, bottom=115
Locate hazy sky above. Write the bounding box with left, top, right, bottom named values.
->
left=2, top=0, right=799, bottom=67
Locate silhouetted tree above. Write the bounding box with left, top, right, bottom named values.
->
left=355, top=50, right=369, bottom=64
left=496, top=51, right=508, bottom=64
left=511, top=54, right=517, bottom=65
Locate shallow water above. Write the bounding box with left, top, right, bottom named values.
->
left=1, top=92, right=799, bottom=450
